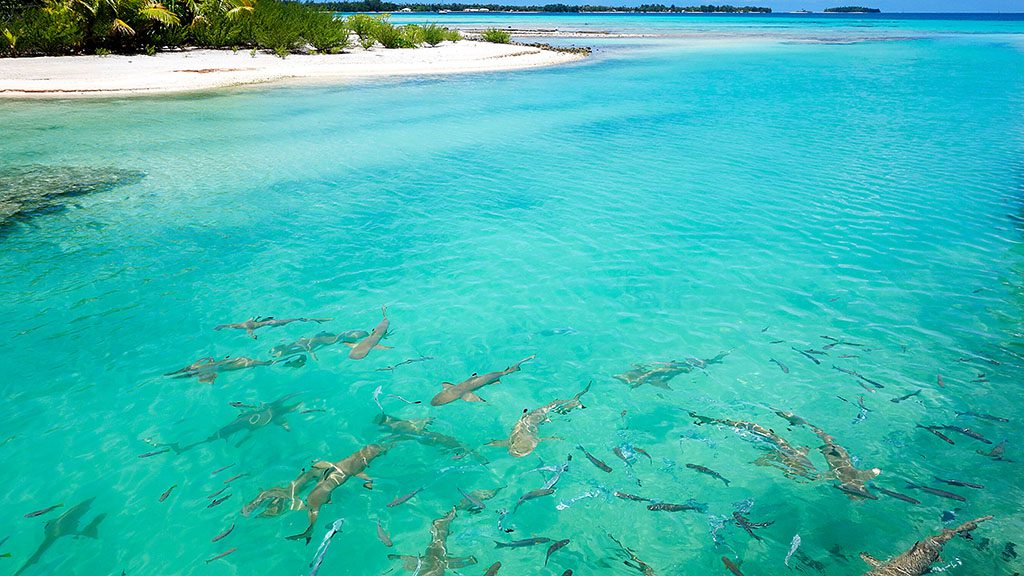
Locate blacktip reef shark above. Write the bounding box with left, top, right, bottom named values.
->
left=614, top=352, right=729, bottom=390
left=270, top=330, right=368, bottom=360
left=159, top=394, right=303, bottom=454
left=164, top=355, right=274, bottom=384
left=243, top=444, right=385, bottom=544
left=689, top=411, right=818, bottom=481
left=487, top=383, right=589, bottom=458
left=777, top=411, right=880, bottom=499
left=15, top=498, right=106, bottom=576
left=388, top=508, right=476, bottom=576
left=860, top=516, right=992, bottom=576
left=430, top=356, right=536, bottom=406
left=214, top=316, right=333, bottom=339
left=347, top=306, right=392, bottom=360
left=375, top=413, right=489, bottom=463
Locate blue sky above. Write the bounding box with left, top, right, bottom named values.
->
left=761, top=0, right=1021, bottom=11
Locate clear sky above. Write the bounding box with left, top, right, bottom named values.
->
left=761, top=0, right=1021, bottom=11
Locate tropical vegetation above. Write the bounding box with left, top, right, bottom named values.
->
left=0, top=0, right=459, bottom=56
left=479, top=26, right=507, bottom=43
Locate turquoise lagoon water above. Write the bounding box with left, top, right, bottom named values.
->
left=2, top=14, right=1024, bottom=576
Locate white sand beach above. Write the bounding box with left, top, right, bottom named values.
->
left=0, top=41, right=584, bottom=98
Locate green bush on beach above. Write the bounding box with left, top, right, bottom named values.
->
left=480, top=27, right=509, bottom=44
left=0, top=0, right=457, bottom=56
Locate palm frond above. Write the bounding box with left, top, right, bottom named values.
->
left=111, top=17, right=136, bottom=35
left=140, top=3, right=180, bottom=25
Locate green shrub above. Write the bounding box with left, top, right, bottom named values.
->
left=250, top=0, right=307, bottom=56
left=399, top=23, right=422, bottom=46
left=421, top=22, right=444, bottom=46
left=444, top=28, right=461, bottom=42
left=370, top=16, right=412, bottom=49
left=303, top=12, right=348, bottom=53
left=480, top=27, right=509, bottom=44
left=345, top=12, right=374, bottom=42
left=6, top=5, right=85, bottom=55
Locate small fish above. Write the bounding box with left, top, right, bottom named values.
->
left=372, top=385, right=384, bottom=412
left=614, top=491, right=651, bottom=502
left=793, top=347, right=821, bottom=365
left=484, top=561, right=502, bottom=575
left=24, top=504, right=63, bottom=518
left=309, top=518, right=344, bottom=576
left=874, top=486, right=921, bottom=505
left=784, top=534, right=802, bottom=567
left=457, top=488, right=485, bottom=511
left=301, top=409, right=326, bottom=414
left=387, top=394, right=421, bottom=405
left=208, top=486, right=228, bottom=499
left=229, top=402, right=249, bottom=408
left=647, top=502, right=701, bottom=512
left=722, top=556, right=745, bottom=576
left=905, top=483, right=966, bottom=502
left=206, top=548, right=237, bottom=563
left=634, top=446, right=652, bottom=462
left=159, top=485, right=176, bottom=502
left=941, top=425, right=993, bottom=444
left=494, top=537, right=551, bottom=548
left=770, top=340, right=785, bottom=344
left=954, top=411, right=1009, bottom=423
left=937, top=374, right=945, bottom=388
left=733, top=511, right=774, bottom=540
left=207, top=494, right=232, bottom=508
left=891, top=390, right=922, bottom=403
left=686, top=463, right=730, bottom=486
left=376, top=356, right=434, bottom=371
left=514, top=488, right=555, bottom=512
left=544, top=539, right=569, bottom=566
left=212, top=463, right=235, bottom=475
left=612, top=446, right=633, bottom=464
left=934, top=477, right=984, bottom=489
left=770, top=358, right=789, bottom=373
left=387, top=488, right=422, bottom=508
left=917, top=424, right=955, bottom=445
left=223, top=473, right=249, bottom=485
left=138, top=448, right=169, bottom=459
left=212, top=524, right=235, bottom=542
left=376, top=519, right=393, bottom=547
left=577, top=445, right=612, bottom=473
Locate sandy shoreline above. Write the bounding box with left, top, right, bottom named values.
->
left=0, top=41, right=584, bottom=98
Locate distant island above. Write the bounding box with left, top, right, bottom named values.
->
left=312, top=2, right=773, bottom=13
left=823, top=6, right=880, bottom=12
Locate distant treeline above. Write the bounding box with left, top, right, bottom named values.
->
left=311, top=2, right=772, bottom=13
left=823, top=6, right=880, bottom=12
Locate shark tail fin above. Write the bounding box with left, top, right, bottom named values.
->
left=80, top=513, right=106, bottom=539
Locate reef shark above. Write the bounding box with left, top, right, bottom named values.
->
left=15, top=498, right=105, bottom=576
left=269, top=330, right=368, bottom=360
left=689, top=411, right=818, bottom=480
left=347, top=307, right=391, bottom=360
left=777, top=411, right=880, bottom=498
left=388, top=508, right=477, bottom=576
left=165, top=355, right=273, bottom=384
left=375, top=413, right=488, bottom=463
left=615, top=352, right=728, bottom=390
left=214, top=316, right=333, bottom=339
left=860, top=516, right=992, bottom=575
left=244, top=444, right=385, bottom=544
left=430, top=356, right=535, bottom=406
left=487, top=384, right=588, bottom=458
left=163, top=394, right=302, bottom=453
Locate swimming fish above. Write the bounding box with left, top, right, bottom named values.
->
left=608, top=533, right=657, bottom=575
left=577, top=445, right=612, bottom=472
left=388, top=508, right=476, bottom=574
left=377, top=519, right=393, bottom=547
left=457, top=487, right=486, bottom=511
left=785, top=534, right=802, bottom=567
left=933, top=477, right=984, bottom=489
left=545, top=539, right=570, bottom=566
left=137, top=448, right=169, bottom=459
left=24, top=504, right=63, bottom=518
left=270, top=329, right=368, bottom=360
left=940, top=425, right=992, bottom=444
left=832, top=365, right=884, bottom=389
left=770, top=358, right=789, bottom=373
left=205, top=548, right=237, bottom=564
left=614, top=491, right=651, bottom=502
left=388, top=488, right=423, bottom=508
left=874, top=486, right=921, bottom=505
left=905, top=483, right=966, bottom=502
left=207, top=486, right=228, bottom=499
left=793, top=347, right=822, bottom=365
left=859, top=516, right=992, bottom=576
left=977, top=439, right=1007, bottom=460
left=483, top=561, right=502, bottom=575
left=733, top=511, right=774, bottom=541
left=165, top=356, right=273, bottom=384
left=214, top=316, right=332, bottom=339
left=224, top=473, right=249, bottom=484
left=514, top=488, right=555, bottom=512
left=494, top=537, right=551, bottom=548
left=212, top=524, right=234, bottom=542
left=647, top=502, right=702, bottom=513
left=954, top=411, right=1008, bottom=423
left=615, top=352, right=728, bottom=389
left=722, top=556, right=745, bottom=576
left=685, top=463, right=730, bottom=486
left=164, top=394, right=303, bottom=454
left=207, top=494, right=232, bottom=508
left=377, top=356, right=434, bottom=372
left=891, top=390, right=922, bottom=403
left=431, top=356, right=535, bottom=406
left=309, top=518, right=344, bottom=576
left=917, top=425, right=955, bottom=445
left=212, top=463, right=235, bottom=475
left=346, top=306, right=392, bottom=360
left=159, top=485, right=176, bottom=502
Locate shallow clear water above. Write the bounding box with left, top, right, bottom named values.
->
left=2, top=14, right=1024, bottom=576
